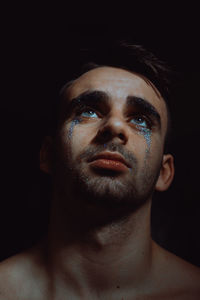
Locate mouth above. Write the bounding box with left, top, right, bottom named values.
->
left=88, top=152, right=131, bottom=172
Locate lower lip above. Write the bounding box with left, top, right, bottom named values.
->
left=89, top=159, right=129, bottom=172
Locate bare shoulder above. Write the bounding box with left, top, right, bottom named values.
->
left=151, top=241, right=200, bottom=299
left=0, top=244, right=47, bottom=300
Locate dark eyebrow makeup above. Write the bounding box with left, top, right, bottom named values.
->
left=66, top=90, right=161, bottom=129
left=126, top=96, right=161, bottom=128
left=67, top=90, right=111, bottom=114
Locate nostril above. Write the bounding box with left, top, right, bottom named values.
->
left=118, top=133, right=124, bottom=140
left=102, top=130, right=124, bottom=139
left=99, top=130, right=126, bottom=144
left=102, top=130, right=111, bottom=139
left=94, top=124, right=128, bottom=145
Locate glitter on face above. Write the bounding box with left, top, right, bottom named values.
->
left=136, top=126, right=152, bottom=154
left=68, top=118, right=81, bottom=139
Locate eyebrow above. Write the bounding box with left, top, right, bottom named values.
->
left=67, top=90, right=111, bottom=112
left=67, top=89, right=161, bottom=127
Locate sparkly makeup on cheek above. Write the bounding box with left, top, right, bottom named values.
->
left=68, top=118, right=82, bottom=139
left=136, top=126, right=152, bottom=154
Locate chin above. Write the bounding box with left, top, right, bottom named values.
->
left=73, top=172, right=149, bottom=210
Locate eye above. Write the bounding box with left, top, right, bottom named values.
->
left=130, top=115, right=151, bottom=129
left=80, top=109, right=99, bottom=118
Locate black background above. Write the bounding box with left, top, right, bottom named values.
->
left=1, top=7, right=200, bottom=267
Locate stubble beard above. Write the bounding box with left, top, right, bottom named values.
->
left=52, top=136, right=162, bottom=225
left=53, top=151, right=159, bottom=217
left=78, top=162, right=160, bottom=210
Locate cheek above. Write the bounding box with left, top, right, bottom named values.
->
left=151, top=133, right=164, bottom=155
left=65, top=121, right=96, bottom=158
left=132, top=129, right=152, bottom=158
left=145, top=137, right=164, bottom=172
left=132, top=131, right=163, bottom=165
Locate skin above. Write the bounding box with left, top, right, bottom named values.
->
left=0, top=67, right=199, bottom=300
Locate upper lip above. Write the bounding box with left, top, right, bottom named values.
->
left=89, top=151, right=131, bottom=168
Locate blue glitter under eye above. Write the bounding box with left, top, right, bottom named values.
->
left=136, top=126, right=152, bottom=153
left=68, top=118, right=81, bottom=139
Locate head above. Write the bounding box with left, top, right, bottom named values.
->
left=40, top=41, right=175, bottom=223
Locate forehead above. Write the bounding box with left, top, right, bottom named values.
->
left=66, top=66, right=168, bottom=132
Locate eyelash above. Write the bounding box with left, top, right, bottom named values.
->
left=129, top=113, right=153, bottom=129
left=75, top=106, right=100, bottom=117
left=75, top=106, right=153, bottom=129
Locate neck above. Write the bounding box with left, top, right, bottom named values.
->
left=45, top=193, right=153, bottom=298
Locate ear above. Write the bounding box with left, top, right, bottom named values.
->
left=40, top=136, right=54, bottom=174
left=155, top=154, right=175, bottom=192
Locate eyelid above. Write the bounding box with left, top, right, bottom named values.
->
left=129, top=113, right=154, bottom=128
left=129, top=112, right=151, bottom=121
left=75, top=105, right=102, bottom=117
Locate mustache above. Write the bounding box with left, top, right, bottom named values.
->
left=77, top=142, right=138, bottom=169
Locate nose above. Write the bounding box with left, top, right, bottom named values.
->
left=94, top=115, right=128, bottom=145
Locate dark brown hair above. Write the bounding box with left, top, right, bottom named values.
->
left=52, top=39, right=173, bottom=153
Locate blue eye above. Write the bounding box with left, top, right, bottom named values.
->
left=80, top=110, right=98, bottom=118
left=130, top=115, right=149, bottom=128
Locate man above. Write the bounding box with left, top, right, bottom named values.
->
left=0, top=41, right=199, bottom=299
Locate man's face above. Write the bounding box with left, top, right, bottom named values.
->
left=51, top=67, right=169, bottom=214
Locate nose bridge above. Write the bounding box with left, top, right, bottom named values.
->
left=97, top=108, right=128, bottom=144
left=106, top=111, right=125, bottom=130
